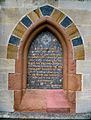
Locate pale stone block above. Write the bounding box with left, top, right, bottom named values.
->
left=60, top=9, right=91, bottom=25
left=76, top=91, right=91, bottom=113
left=1, top=0, right=18, bottom=8
left=77, top=25, right=91, bottom=46
left=0, top=73, right=8, bottom=90
left=0, top=46, right=7, bottom=58
left=0, top=24, right=15, bottom=45
left=77, top=25, right=91, bottom=39
left=85, top=47, right=91, bottom=60
left=84, top=39, right=91, bottom=48
left=78, top=25, right=91, bottom=59
left=1, top=0, right=33, bottom=8
left=0, top=8, right=22, bottom=24
left=0, top=58, right=15, bottom=73
left=3, top=0, right=91, bottom=11
left=0, top=90, right=14, bottom=112
left=32, top=0, right=58, bottom=7
left=76, top=91, right=91, bottom=100
left=59, top=0, right=91, bottom=12
left=13, top=0, right=58, bottom=8
left=76, top=60, right=91, bottom=74
left=82, top=74, right=91, bottom=91
left=76, top=99, right=91, bottom=113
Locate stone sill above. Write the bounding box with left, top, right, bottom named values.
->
left=0, top=112, right=91, bottom=119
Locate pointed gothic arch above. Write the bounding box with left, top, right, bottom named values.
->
left=18, top=17, right=72, bottom=90
left=7, top=5, right=85, bottom=112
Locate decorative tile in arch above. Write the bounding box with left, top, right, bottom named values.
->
left=7, top=5, right=85, bottom=60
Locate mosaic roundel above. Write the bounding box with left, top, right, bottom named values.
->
left=7, top=4, right=85, bottom=60
left=27, top=31, right=63, bottom=89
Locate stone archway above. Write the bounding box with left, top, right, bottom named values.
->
left=7, top=5, right=85, bottom=112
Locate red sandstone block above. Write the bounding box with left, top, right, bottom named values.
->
left=46, top=90, right=70, bottom=113
left=14, top=90, right=22, bottom=111
left=68, top=60, right=76, bottom=74
left=18, top=90, right=47, bottom=112
left=68, top=90, right=76, bottom=103
left=15, top=58, right=22, bottom=73
left=47, top=108, right=70, bottom=113
left=15, top=90, right=70, bottom=112
left=8, top=73, right=21, bottom=90
left=68, top=74, right=81, bottom=91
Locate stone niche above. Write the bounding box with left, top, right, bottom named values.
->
left=27, top=30, right=63, bottom=89
left=7, top=5, right=85, bottom=112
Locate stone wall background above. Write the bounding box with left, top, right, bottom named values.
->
left=0, top=0, right=91, bottom=113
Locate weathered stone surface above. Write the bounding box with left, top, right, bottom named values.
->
left=59, top=0, right=91, bottom=12
left=74, top=45, right=84, bottom=60
left=77, top=91, right=91, bottom=99
left=0, top=46, right=7, bottom=58
left=0, top=0, right=58, bottom=8
left=32, top=0, right=58, bottom=7
left=0, top=58, right=15, bottom=73
left=8, top=73, right=21, bottom=90
left=77, top=25, right=91, bottom=46
left=0, top=8, right=22, bottom=24
left=0, top=0, right=91, bottom=114
left=46, top=90, right=70, bottom=113
left=78, top=26, right=91, bottom=61
left=51, top=9, right=65, bottom=23
left=0, top=0, right=19, bottom=8
left=0, top=90, right=14, bottom=112
left=0, top=112, right=91, bottom=119
left=18, top=90, right=47, bottom=112
left=68, top=74, right=81, bottom=91
left=14, top=90, right=22, bottom=110
left=60, top=9, right=91, bottom=25
left=0, top=24, right=15, bottom=45
left=68, top=90, right=76, bottom=103
left=82, top=74, right=91, bottom=91
left=12, top=22, right=27, bottom=38
left=17, top=90, right=70, bottom=112
left=76, top=91, right=91, bottom=113
left=0, top=73, right=8, bottom=90
left=28, top=11, right=39, bottom=23
left=77, top=25, right=91, bottom=60
left=85, top=47, right=91, bottom=60
left=7, top=44, right=18, bottom=59
left=65, top=23, right=80, bottom=40
left=76, top=60, right=91, bottom=74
